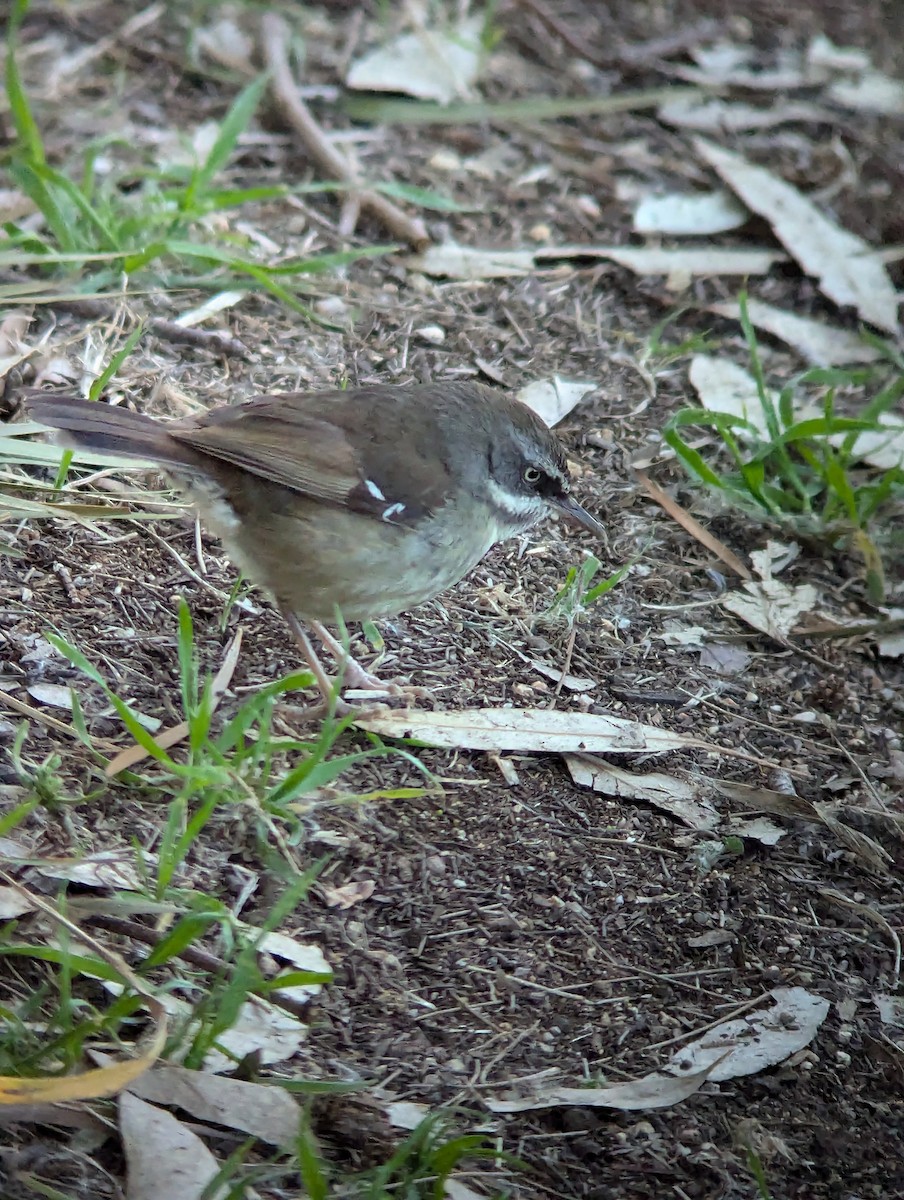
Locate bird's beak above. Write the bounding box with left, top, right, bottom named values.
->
left=551, top=494, right=606, bottom=537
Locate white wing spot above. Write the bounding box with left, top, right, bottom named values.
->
left=382, top=502, right=406, bottom=521
left=364, top=478, right=386, bottom=501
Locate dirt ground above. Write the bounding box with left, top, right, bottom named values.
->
left=2, top=2, right=904, bottom=1198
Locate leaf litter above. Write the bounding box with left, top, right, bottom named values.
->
left=4, top=4, right=904, bottom=1197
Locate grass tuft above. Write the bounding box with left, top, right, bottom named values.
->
left=663, top=293, right=904, bottom=601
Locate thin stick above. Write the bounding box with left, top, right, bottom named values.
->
left=260, top=13, right=430, bottom=251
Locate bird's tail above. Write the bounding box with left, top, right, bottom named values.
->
left=21, top=391, right=198, bottom=470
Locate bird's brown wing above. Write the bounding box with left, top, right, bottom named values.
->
left=170, top=388, right=455, bottom=522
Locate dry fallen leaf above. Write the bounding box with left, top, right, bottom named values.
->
left=127, top=1064, right=301, bottom=1147
left=410, top=242, right=785, bottom=281
left=690, top=354, right=904, bottom=470
left=0, top=886, right=36, bottom=919
left=689, top=354, right=774, bottom=437
left=695, top=139, right=900, bottom=334
left=486, top=1057, right=725, bottom=1113
left=708, top=298, right=883, bottom=367
left=828, top=70, right=904, bottom=115
left=566, top=756, right=720, bottom=831
left=120, top=1092, right=220, bottom=1200
left=659, top=95, right=830, bottom=131
left=536, top=244, right=787, bottom=278
left=193, top=15, right=255, bottom=73
left=347, top=16, right=483, bottom=104
left=357, top=706, right=706, bottom=756
left=517, top=377, right=598, bottom=428
left=722, top=541, right=819, bottom=640
left=321, top=879, right=376, bottom=909
left=255, top=930, right=330, bottom=1005
left=202, top=995, right=309, bottom=1073
left=25, top=682, right=73, bottom=709
left=409, top=241, right=536, bottom=279
left=35, top=848, right=144, bottom=891
left=668, top=987, right=829, bottom=1081
left=633, top=189, right=749, bottom=236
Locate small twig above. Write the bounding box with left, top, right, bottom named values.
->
left=0, top=689, right=118, bottom=751
left=35, top=299, right=248, bottom=358
left=635, top=468, right=752, bottom=580
left=260, top=12, right=430, bottom=251
left=144, top=318, right=248, bottom=359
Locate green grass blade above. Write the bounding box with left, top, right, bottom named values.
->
left=189, top=73, right=269, bottom=202
left=9, top=162, right=81, bottom=252
left=88, top=324, right=146, bottom=401
left=343, top=85, right=703, bottom=125
left=6, top=0, right=45, bottom=164
left=662, top=427, right=728, bottom=490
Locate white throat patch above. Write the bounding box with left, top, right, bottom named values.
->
left=485, top=477, right=547, bottom=534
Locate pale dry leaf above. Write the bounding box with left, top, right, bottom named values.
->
left=695, top=139, right=900, bottom=334
left=708, top=298, right=883, bottom=366
left=659, top=95, right=830, bottom=131
left=668, top=987, right=829, bottom=1081
left=127, top=1064, right=300, bottom=1147
left=687, top=929, right=736, bottom=948
left=0, top=835, right=32, bottom=859
left=698, top=643, right=752, bottom=675
left=828, top=71, right=904, bottom=115
left=689, top=353, right=776, bottom=435
left=0, top=308, right=36, bottom=380
left=529, top=659, right=596, bottom=691
left=486, top=1057, right=722, bottom=1113
left=806, top=33, right=871, bottom=73
left=722, top=575, right=818, bottom=640
left=321, top=879, right=376, bottom=909
left=877, top=610, right=904, bottom=658
left=633, top=189, right=749, bottom=235
left=356, top=707, right=706, bottom=756
left=410, top=242, right=784, bottom=280
left=0, top=886, right=37, bottom=920
left=194, top=15, right=255, bottom=73
left=0, top=189, right=36, bottom=223
left=385, top=1100, right=430, bottom=1130
left=202, top=996, right=308, bottom=1073
left=175, top=290, right=247, bottom=328
left=256, top=931, right=330, bottom=1004
left=832, top=418, right=904, bottom=472
left=691, top=354, right=904, bottom=469
left=874, top=994, right=904, bottom=1025
left=723, top=817, right=786, bottom=845
left=444, top=1180, right=492, bottom=1200
left=120, top=1092, right=220, bottom=1200
left=347, top=16, right=483, bottom=104
left=36, top=848, right=143, bottom=891
left=657, top=624, right=709, bottom=647
left=517, top=377, right=598, bottom=427
left=536, top=244, right=787, bottom=277
left=566, top=756, right=720, bottom=831
left=689, top=41, right=754, bottom=78
left=679, top=42, right=822, bottom=89
left=26, top=683, right=73, bottom=709
left=409, top=241, right=536, bottom=279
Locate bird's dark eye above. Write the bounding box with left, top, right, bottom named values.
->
left=523, top=465, right=542, bottom=485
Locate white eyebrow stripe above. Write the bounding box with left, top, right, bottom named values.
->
left=364, top=478, right=386, bottom=501
left=382, top=502, right=406, bottom=521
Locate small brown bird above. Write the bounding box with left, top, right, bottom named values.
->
left=24, top=383, right=604, bottom=701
